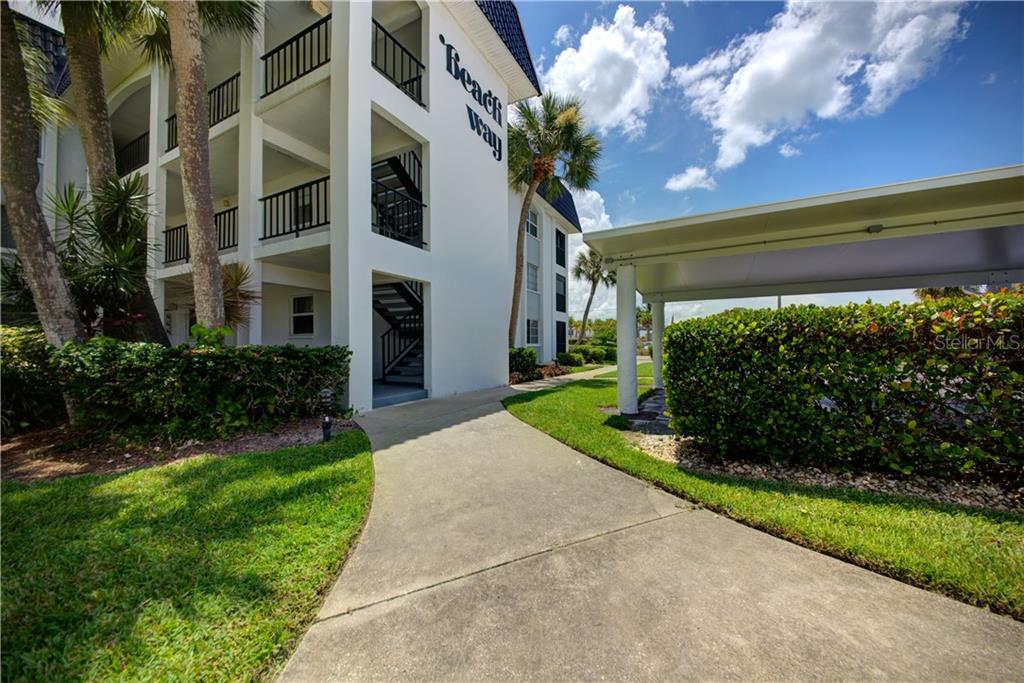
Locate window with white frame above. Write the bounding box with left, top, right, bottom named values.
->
left=527, top=263, right=539, bottom=292
left=291, top=295, right=314, bottom=335
left=526, top=208, right=539, bottom=238
left=526, top=319, right=539, bottom=345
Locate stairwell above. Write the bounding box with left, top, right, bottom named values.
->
left=371, top=151, right=425, bottom=247
left=373, top=280, right=426, bottom=408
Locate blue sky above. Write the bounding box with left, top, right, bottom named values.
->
left=515, top=1, right=1024, bottom=320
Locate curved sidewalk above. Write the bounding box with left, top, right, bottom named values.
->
left=281, top=371, right=1024, bottom=681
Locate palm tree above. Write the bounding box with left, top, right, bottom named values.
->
left=57, top=1, right=119, bottom=195
left=571, top=246, right=615, bottom=344
left=47, top=1, right=168, bottom=344
left=1, top=2, right=83, bottom=347
left=51, top=0, right=259, bottom=335
left=163, top=0, right=224, bottom=328
left=508, top=93, right=601, bottom=346
left=637, top=303, right=652, bottom=338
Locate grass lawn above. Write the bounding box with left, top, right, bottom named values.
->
left=564, top=364, right=606, bottom=374
left=503, top=379, right=1024, bottom=619
left=596, top=361, right=652, bottom=378
left=1, top=431, right=374, bottom=681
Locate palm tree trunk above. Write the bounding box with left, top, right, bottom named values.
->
left=508, top=177, right=542, bottom=347
left=1, top=2, right=84, bottom=347
left=578, top=279, right=597, bottom=344
left=61, top=2, right=171, bottom=347
left=61, top=6, right=117, bottom=196
left=165, top=0, right=224, bottom=328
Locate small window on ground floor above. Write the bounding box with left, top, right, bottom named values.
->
left=556, top=320, right=567, bottom=354
left=292, top=295, right=314, bottom=335
left=527, top=319, right=539, bottom=345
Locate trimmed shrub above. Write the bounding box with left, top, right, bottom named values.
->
left=52, top=337, right=351, bottom=440
left=664, top=294, right=1024, bottom=482
left=557, top=351, right=584, bottom=367
left=576, top=346, right=599, bottom=363
left=599, top=346, right=617, bottom=363
left=509, top=347, right=538, bottom=375
left=0, top=326, right=65, bottom=434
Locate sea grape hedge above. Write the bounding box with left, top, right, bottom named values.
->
left=663, top=294, right=1023, bottom=482
left=50, top=337, right=351, bottom=439
left=0, top=326, right=66, bottom=434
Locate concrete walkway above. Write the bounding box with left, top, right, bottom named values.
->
left=281, top=371, right=1024, bottom=681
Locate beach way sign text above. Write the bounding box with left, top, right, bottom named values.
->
left=440, top=34, right=503, bottom=162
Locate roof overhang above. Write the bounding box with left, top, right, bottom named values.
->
left=534, top=193, right=580, bottom=235
left=584, top=165, right=1024, bottom=302
left=445, top=2, right=540, bottom=103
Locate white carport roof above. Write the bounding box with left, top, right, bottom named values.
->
left=584, top=165, right=1024, bottom=302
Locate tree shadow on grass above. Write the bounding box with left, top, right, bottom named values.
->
left=1, top=431, right=373, bottom=681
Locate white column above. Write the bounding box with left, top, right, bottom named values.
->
left=651, top=300, right=664, bottom=389
left=329, top=3, right=374, bottom=412
left=237, top=21, right=264, bottom=345
left=616, top=263, right=638, bottom=414
left=147, top=66, right=169, bottom=319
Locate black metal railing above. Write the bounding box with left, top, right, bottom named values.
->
left=260, top=176, right=330, bottom=240
left=381, top=311, right=422, bottom=378
left=262, top=15, right=331, bottom=96
left=371, top=179, right=425, bottom=247
left=166, top=73, right=241, bottom=151
left=396, top=150, right=421, bottom=194
left=162, top=207, right=239, bottom=263
left=371, top=19, right=424, bottom=105
left=163, top=224, right=189, bottom=263
left=115, top=132, right=149, bottom=176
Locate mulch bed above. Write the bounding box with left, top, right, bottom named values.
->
left=626, top=432, right=1024, bottom=513
left=1, top=417, right=359, bottom=483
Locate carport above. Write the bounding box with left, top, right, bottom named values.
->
left=583, top=165, right=1024, bottom=413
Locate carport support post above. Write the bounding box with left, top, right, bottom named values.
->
left=651, top=301, right=664, bottom=389
left=616, top=264, right=638, bottom=414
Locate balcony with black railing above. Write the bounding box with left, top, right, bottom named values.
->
left=262, top=15, right=331, bottom=96
left=260, top=176, right=330, bottom=240
left=115, top=132, right=149, bottom=176
left=162, top=207, right=239, bottom=264
left=371, top=19, right=424, bottom=106
left=371, top=180, right=425, bottom=247
left=166, top=73, right=241, bottom=151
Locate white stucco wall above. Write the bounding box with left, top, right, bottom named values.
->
left=261, top=283, right=331, bottom=347
left=39, top=0, right=534, bottom=412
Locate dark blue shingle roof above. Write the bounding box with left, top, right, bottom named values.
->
left=475, top=1, right=541, bottom=97
left=17, top=14, right=69, bottom=96
left=538, top=183, right=581, bottom=232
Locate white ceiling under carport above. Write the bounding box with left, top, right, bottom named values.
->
left=584, top=165, right=1024, bottom=302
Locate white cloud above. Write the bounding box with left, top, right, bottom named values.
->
left=543, top=5, right=672, bottom=139
left=664, top=166, right=716, bottom=191
left=553, top=24, right=574, bottom=47
left=567, top=189, right=616, bottom=318
left=981, top=71, right=998, bottom=86
left=672, top=2, right=967, bottom=170
left=778, top=143, right=801, bottom=157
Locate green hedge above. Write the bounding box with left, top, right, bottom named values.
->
left=663, top=295, right=1024, bottom=482
left=52, top=337, right=351, bottom=440
left=557, top=351, right=584, bottom=367
left=509, top=347, right=538, bottom=375
left=0, top=326, right=66, bottom=434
